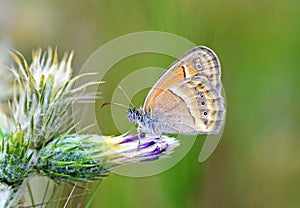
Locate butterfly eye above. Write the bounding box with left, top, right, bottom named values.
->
left=199, top=92, right=204, bottom=97
left=201, top=101, right=205, bottom=106
left=203, top=111, right=207, bottom=116
left=197, top=64, right=202, bottom=69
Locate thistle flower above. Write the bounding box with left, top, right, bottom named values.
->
left=8, top=48, right=88, bottom=148
left=37, top=133, right=179, bottom=183
left=0, top=48, right=179, bottom=207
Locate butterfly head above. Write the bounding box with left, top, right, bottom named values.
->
left=127, top=107, right=142, bottom=125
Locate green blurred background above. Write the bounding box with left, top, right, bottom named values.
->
left=0, top=0, right=299, bottom=207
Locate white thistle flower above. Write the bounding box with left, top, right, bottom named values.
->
left=8, top=48, right=95, bottom=148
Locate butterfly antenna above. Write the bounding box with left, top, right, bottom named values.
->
left=117, top=85, right=134, bottom=107
left=101, top=101, right=128, bottom=109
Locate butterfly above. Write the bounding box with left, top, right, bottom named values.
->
left=126, top=46, right=226, bottom=136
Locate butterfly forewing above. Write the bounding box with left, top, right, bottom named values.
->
left=143, top=46, right=225, bottom=134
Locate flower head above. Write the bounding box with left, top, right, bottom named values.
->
left=37, top=133, right=179, bottom=183
left=7, top=48, right=96, bottom=148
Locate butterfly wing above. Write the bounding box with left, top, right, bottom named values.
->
left=143, top=46, right=225, bottom=134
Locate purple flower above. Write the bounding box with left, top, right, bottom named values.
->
left=103, top=133, right=180, bottom=165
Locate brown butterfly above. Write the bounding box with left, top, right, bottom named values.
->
left=126, top=46, right=226, bottom=136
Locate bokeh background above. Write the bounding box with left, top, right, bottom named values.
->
left=0, top=0, right=299, bottom=207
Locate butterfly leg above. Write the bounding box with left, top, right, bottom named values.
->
left=159, top=133, right=163, bottom=144
left=137, top=126, right=142, bottom=149
left=155, top=127, right=163, bottom=144
left=153, top=129, right=163, bottom=145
